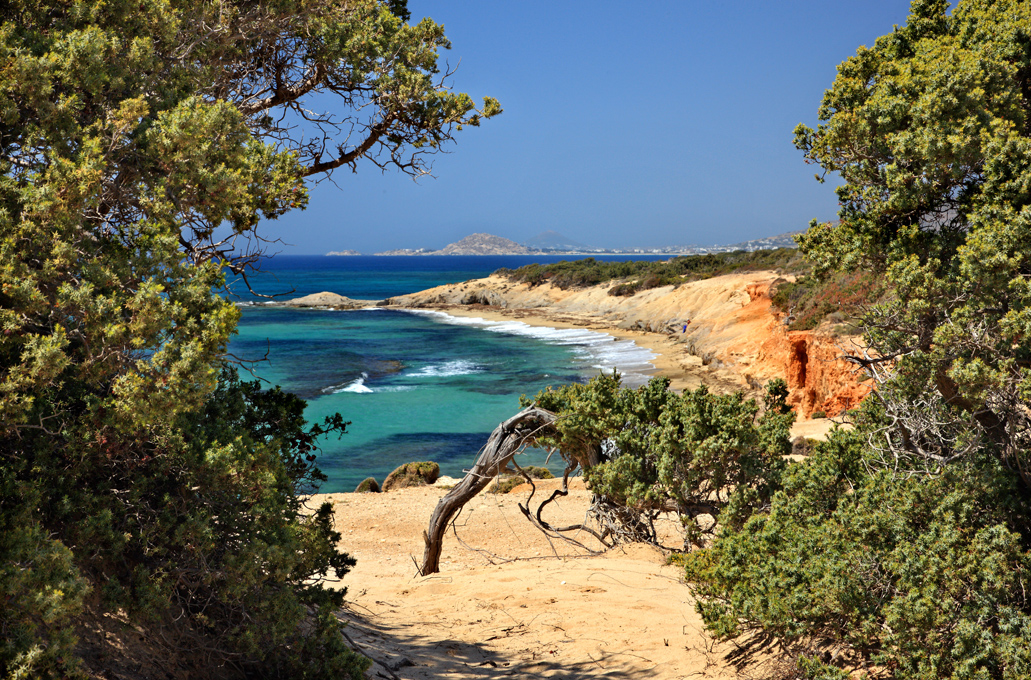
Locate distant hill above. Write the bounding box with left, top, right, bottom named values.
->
left=326, top=249, right=362, bottom=256
left=373, top=233, right=530, bottom=256
left=523, top=230, right=588, bottom=251
left=437, top=233, right=531, bottom=255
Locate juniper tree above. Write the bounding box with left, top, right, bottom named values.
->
left=0, top=1, right=497, bottom=677
left=686, top=3, right=1031, bottom=678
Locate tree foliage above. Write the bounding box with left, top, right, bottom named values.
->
left=523, top=375, right=792, bottom=547
left=794, top=0, right=1031, bottom=481
left=0, top=0, right=496, bottom=677
left=684, top=2, right=1031, bottom=677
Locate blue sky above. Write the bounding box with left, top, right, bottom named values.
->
left=263, top=1, right=915, bottom=254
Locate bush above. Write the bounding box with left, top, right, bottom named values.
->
left=0, top=365, right=368, bottom=679
left=382, top=462, right=440, bottom=491
left=524, top=375, right=794, bottom=546
left=355, top=477, right=381, bottom=493
left=684, top=427, right=1031, bottom=679
left=770, top=271, right=884, bottom=331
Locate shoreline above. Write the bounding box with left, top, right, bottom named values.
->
left=397, top=303, right=705, bottom=392
left=271, top=267, right=852, bottom=441
left=392, top=303, right=837, bottom=441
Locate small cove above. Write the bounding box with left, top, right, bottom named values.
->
left=230, top=255, right=665, bottom=492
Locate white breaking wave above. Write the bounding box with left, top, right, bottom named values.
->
left=323, top=374, right=417, bottom=395
left=325, top=373, right=374, bottom=394
left=406, top=359, right=484, bottom=378
left=401, top=309, right=657, bottom=387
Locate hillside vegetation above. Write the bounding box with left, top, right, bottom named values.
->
left=770, top=270, right=887, bottom=332
left=496, top=247, right=806, bottom=292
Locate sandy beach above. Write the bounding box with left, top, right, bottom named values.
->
left=388, top=299, right=842, bottom=442
left=323, top=479, right=746, bottom=679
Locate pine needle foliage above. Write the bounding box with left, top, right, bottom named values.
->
left=684, top=2, right=1031, bottom=677
left=0, top=0, right=496, bottom=676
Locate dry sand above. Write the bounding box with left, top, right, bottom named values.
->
left=323, top=479, right=746, bottom=679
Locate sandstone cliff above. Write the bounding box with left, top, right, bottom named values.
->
left=386, top=272, right=872, bottom=418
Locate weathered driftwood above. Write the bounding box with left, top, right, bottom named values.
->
left=420, top=407, right=558, bottom=575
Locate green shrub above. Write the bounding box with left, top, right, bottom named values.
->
left=382, top=461, right=440, bottom=491
left=355, top=477, right=381, bottom=493
left=684, top=427, right=1031, bottom=679
left=524, top=375, right=794, bottom=546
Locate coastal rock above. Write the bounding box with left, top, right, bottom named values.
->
left=282, top=291, right=374, bottom=309
left=355, top=477, right=380, bottom=493
left=461, top=288, right=506, bottom=306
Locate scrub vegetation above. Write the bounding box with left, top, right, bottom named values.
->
left=685, top=2, right=1031, bottom=677
left=0, top=0, right=496, bottom=677
left=495, top=248, right=806, bottom=292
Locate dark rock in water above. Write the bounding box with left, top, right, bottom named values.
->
left=382, top=461, right=440, bottom=491
left=371, top=359, right=405, bottom=376
left=355, top=477, right=380, bottom=493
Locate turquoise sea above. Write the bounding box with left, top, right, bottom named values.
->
left=230, top=255, right=666, bottom=492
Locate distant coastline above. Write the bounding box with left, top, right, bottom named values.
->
left=325, top=229, right=802, bottom=257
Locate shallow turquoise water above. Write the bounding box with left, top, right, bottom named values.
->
left=229, top=256, right=663, bottom=492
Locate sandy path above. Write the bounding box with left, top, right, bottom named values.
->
left=322, top=481, right=740, bottom=679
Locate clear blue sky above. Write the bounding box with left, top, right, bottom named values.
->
left=264, top=1, right=915, bottom=254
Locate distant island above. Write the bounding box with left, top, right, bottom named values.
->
left=326, top=229, right=803, bottom=256
left=371, top=233, right=530, bottom=256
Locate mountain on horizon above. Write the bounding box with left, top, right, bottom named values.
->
left=437, top=233, right=531, bottom=255
left=523, top=230, right=588, bottom=251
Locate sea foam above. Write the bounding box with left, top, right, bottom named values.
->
left=402, top=309, right=657, bottom=387
left=406, top=359, right=484, bottom=378
left=325, top=372, right=374, bottom=394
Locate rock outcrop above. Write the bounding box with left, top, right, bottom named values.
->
left=281, top=291, right=375, bottom=309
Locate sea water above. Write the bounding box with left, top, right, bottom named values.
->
left=230, top=255, right=666, bottom=492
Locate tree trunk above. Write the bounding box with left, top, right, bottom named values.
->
left=420, top=407, right=557, bottom=575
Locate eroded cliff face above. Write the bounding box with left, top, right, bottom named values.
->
left=741, top=282, right=873, bottom=417
left=387, top=273, right=872, bottom=418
